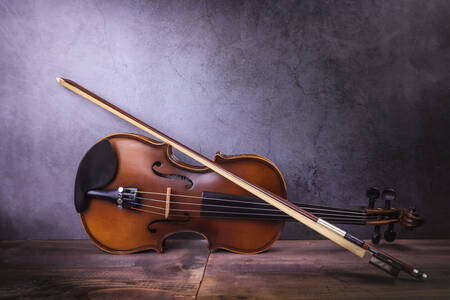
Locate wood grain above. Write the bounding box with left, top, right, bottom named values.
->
left=0, top=239, right=448, bottom=299
left=0, top=239, right=209, bottom=299
left=197, top=239, right=450, bottom=300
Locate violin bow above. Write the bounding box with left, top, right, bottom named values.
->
left=57, top=77, right=427, bottom=280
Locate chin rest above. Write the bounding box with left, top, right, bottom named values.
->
left=74, top=139, right=118, bottom=213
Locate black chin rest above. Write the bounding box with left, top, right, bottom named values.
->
left=74, top=139, right=118, bottom=213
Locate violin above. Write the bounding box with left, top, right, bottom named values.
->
left=76, top=133, right=423, bottom=253
left=58, top=78, right=427, bottom=280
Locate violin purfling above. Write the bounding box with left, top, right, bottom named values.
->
left=57, top=77, right=427, bottom=280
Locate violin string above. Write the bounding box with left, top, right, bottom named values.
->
left=128, top=190, right=396, bottom=221
left=129, top=201, right=298, bottom=217
left=135, top=190, right=276, bottom=205
left=128, top=206, right=166, bottom=216
left=132, top=190, right=368, bottom=216
left=127, top=205, right=337, bottom=220
left=133, top=196, right=379, bottom=220
left=126, top=203, right=371, bottom=223
left=126, top=200, right=382, bottom=221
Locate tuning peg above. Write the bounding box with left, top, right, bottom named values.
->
left=382, top=189, right=397, bottom=242
left=382, top=188, right=395, bottom=209
left=366, top=187, right=380, bottom=209
left=372, top=225, right=381, bottom=244
left=366, top=187, right=381, bottom=244
left=384, top=225, right=397, bottom=242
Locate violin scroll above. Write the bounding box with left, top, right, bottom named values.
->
left=365, top=188, right=425, bottom=244
left=400, top=207, right=424, bottom=229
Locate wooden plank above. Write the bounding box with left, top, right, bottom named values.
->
left=1, top=239, right=448, bottom=299
left=0, top=239, right=210, bottom=299
left=197, top=239, right=450, bottom=300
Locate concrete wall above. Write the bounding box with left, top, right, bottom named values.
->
left=1, top=0, right=449, bottom=240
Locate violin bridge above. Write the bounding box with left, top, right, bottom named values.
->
left=165, top=187, right=171, bottom=219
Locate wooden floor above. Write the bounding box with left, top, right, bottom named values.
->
left=0, top=239, right=448, bottom=299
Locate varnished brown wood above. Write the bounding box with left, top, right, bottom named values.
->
left=365, top=208, right=400, bottom=214
left=366, top=219, right=398, bottom=225
left=0, top=239, right=446, bottom=299
left=81, top=133, right=287, bottom=254
left=401, top=208, right=425, bottom=229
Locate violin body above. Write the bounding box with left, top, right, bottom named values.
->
left=76, top=133, right=287, bottom=254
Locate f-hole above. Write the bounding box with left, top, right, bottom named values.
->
left=147, top=213, right=191, bottom=233
left=152, top=161, right=193, bottom=189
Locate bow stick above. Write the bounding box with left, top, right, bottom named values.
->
left=57, top=77, right=427, bottom=280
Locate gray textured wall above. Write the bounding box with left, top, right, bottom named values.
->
left=1, top=0, right=449, bottom=240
